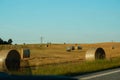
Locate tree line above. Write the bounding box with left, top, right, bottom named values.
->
left=0, top=38, right=13, bottom=45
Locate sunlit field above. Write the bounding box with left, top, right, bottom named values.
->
left=1, top=42, right=120, bottom=76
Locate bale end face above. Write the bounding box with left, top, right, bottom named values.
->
left=19, top=49, right=30, bottom=59
left=5, top=50, right=21, bottom=71
left=77, top=46, right=82, bottom=50
left=95, top=48, right=106, bottom=60
left=23, top=49, right=30, bottom=58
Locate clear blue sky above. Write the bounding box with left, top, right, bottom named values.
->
left=0, top=0, right=120, bottom=44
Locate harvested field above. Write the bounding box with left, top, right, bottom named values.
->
left=1, top=42, right=120, bottom=67
left=23, top=44, right=85, bottom=67
left=20, top=42, right=120, bottom=67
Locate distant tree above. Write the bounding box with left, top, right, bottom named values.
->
left=0, top=38, right=13, bottom=45
left=3, top=41, right=8, bottom=44
left=8, top=39, right=13, bottom=44
left=0, top=38, right=3, bottom=44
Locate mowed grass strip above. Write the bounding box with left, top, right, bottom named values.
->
left=31, top=57, right=120, bottom=76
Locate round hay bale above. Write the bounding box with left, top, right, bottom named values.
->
left=85, top=47, right=106, bottom=61
left=71, top=46, right=75, bottom=50
left=19, top=49, right=30, bottom=59
left=46, top=44, right=49, bottom=47
left=77, top=46, right=82, bottom=50
left=0, top=50, right=20, bottom=72
left=66, top=47, right=71, bottom=52
left=23, top=49, right=30, bottom=58
left=112, top=46, right=115, bottom=49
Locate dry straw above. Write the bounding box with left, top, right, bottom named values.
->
left=85, top=47, right=106, bottom=61
left=0, top=50, right=20, bottom=72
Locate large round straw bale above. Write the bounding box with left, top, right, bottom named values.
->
left=71, top=46, right=75, bottom=50
left=66, top=47, right=71, bottom=52
left=0, top=50, right=20, bottom=72
left=19, top=48, right=30, bottom=59
left=77, top=46, right=82, bottom=50
left=85, top=47, right=106, bottom=61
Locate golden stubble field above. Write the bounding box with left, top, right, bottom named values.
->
left=22, top=42, right=120, bottom=67
left=1, top=42, right=120, bottom=67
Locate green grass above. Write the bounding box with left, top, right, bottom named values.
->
left=11, top=57, right=120, bottom=76
left=31, top=58, right=120, bottom=76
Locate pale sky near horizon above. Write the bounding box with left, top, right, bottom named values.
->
left=0, top=0, right=120, bottom=44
